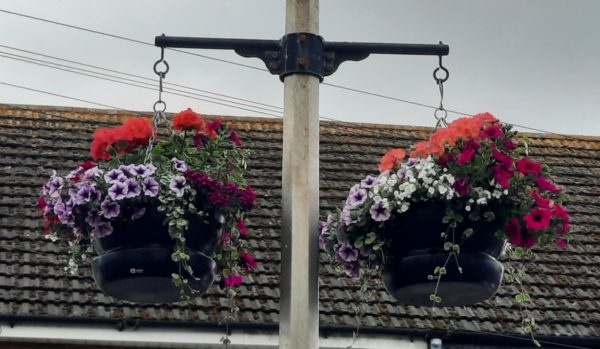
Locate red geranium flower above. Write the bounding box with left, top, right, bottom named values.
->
left=515, top=157, right=542, bottom=175
left=205, top=119, right=223, bottom=139
left=379, top=148, right=406, bottom=172
left=172, top=108, right=205, bottom=132
left=524, top=208, right=552, bottom=230
left=90, top=117, right=154, bottom=160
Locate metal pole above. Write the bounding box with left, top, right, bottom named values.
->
left=279, top=1, right=320, bottom=349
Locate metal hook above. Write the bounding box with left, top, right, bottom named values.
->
left=153, top=47, right=170, bottom=77
left=433, top=55, right=449, bottom=83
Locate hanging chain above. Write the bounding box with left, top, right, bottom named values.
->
left=433, top=51, right=449, bottom=130
left=144, top=47, right=170, bottom=163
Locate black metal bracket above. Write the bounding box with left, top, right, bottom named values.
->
left=155, top=33, right=449, bottom=82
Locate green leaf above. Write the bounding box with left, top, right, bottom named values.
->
left=452, top=244, right=460, bottom=253
left=463, top=228, right=474, bottom=238
left=444, top=242, right=453, bottom=251
left=354, top=238, right=364, bottom=249
left=365, top=232, right=377, bottom=245
left=483, top=211, right=495, bottom=222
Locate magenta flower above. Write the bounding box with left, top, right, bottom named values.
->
left=531, top=189, right=551, bottom=209
left=524, top=208, right=552, bottom=230
left=237, top=218, right=248, bottom=236
left=452, top=178, right=471, bottom=196
left=240, top=252, right=257, bottom=272
left=481, top=123, right=504, bottom=139
left=369, top=202, right=391, bottom=222
left=515, top=157, right=542, bottom=175
left=224, top=274, right=243, bottom=287
left=456, top=139, right=480, bottom=165
left=535, top=176, right=561, bottom=193
left=492, top=147, right=513, bottom=168
left=229, top=131, right=242, bottom=146
left=505, top=216, right=536, bottom=249
left=492, top=165, right=514, bottom=188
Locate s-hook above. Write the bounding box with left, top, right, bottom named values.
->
left=433, top=47, right=449, bottom=129
left=145, top=46, right=170, bottom=163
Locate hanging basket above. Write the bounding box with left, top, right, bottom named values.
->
left=381, top=202, right=505, bottom=306
left=91, top=203, right=224, bottom=303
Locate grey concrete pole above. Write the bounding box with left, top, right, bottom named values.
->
left=279, top=1, right=320, bottom=349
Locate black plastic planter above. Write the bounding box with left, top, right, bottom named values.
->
left=91, top=204, right=224, bottom=303
left=381, top=202, right=505, bottom=306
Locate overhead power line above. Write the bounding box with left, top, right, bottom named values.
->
left=0, top=8, right=593, bottom=141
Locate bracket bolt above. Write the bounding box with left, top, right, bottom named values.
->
left=325, top=52, right=335, bottom=61
left=268, top=62, right=280, bottom=70
left=298, top=57, right=306, bottom=67
left=299, top=33, right=307, bottom=42
left=325, top=63, right=334, bottom=72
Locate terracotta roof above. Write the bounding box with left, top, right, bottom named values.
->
left=1, top=104, right=600, bottom=341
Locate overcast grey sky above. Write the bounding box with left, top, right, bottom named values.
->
left=0, top=1, right=599, bottom=136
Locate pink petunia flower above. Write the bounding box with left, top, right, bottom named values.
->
left=515, top=157, right=542, bottom=175
left=535, top=176, right=561, bottom=193
left=492, top=165, right=514, bottom=188
left=524, top=208, right=552, bottom=230
left=224, top=274, right=243, bottom=287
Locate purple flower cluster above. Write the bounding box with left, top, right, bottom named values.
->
left=40, top=163, right=160, bottom=239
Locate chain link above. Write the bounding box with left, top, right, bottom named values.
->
left=433, top=54, right=450, bottom=130
left=144, top=48, right=170, bottom=163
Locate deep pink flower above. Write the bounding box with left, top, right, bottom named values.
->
left=224, top=274, right=243, bottom=287
left=437, top=152, right=456, bottom=167
left=555, top=238, right=568, bottom=248
left=481, top=123, right=504, bottom=139
left=531, top=189, right=551, bottom=209
left=452, top=178, right=471, bottom=196
left=240, top=252, right=257, bottom=272
left=456, top=139, right=480, bottom=165
left=524, top=208, right=552, bottom=230
left=503, top=139, right=517, bottom=151
left=535, top=176, right=561, bottom=193
left=553, top=205, right=570, bottom=236
left=492, top=147, right=513, bottom=168
left=238, top=187, right=257, bottom=210
left=505, top=216, right=536, bottom=249
left=229, top=130, right=242, bottom=146
left=237, top=218, right=248, bottom=236
left=39, top=196, right=46, bottom=212
left=515, top=157, right=542, bottom=175
left=79, top=160, right=97, bottom=171
left=492, top=165, right=514, bottom=188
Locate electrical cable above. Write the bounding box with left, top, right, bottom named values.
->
left=0, top=9, right=596, bottom=142
left=0, top=52, right=283, bottom=117
left=0, top=44, right=283, bottom=111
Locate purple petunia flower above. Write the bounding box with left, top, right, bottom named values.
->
left=104, top=169, right=125, bottom=184
left=83, top=167, right=103, bottom=180
left=118, top=164, right=134, bottom=176
left=108, top=181, right=128, bottom=201
left=345, top=188, right=367, bottom=208
left=131, top=207, right=146, bottom=220
left=132, top=164, right=156, bottom=178
left=125, top=179, right=141, bottom=198
left=360, top=175, right=378, bottom=188
left=47, top=176, right=64, bottom=198
left=169, top=176, right=186, bottom=197
left=143, top=177, right=159, bottom=197
left=86, top=211, right=102, bottom=227
left=75, top=183, right=101, bottom=204
left=100, top=199, right=120, bottom=219
left=91, top=221, right=113, bottom=238
left=338, top=242, right=359, bottom=262
left=171, top=158, right=188, bottom=172
left=341, top=208, right=357, bottom=226
left=344, top=263, right=359, bottom=278
left=370, top=202, right=391, bottom=222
